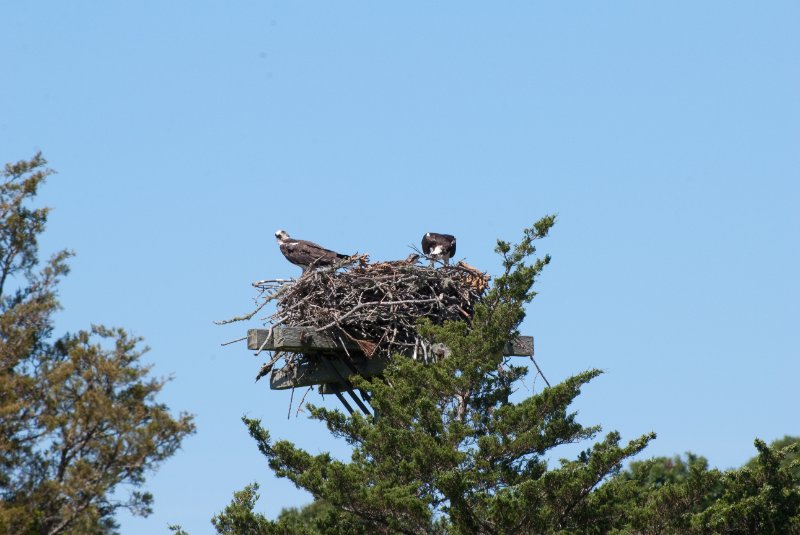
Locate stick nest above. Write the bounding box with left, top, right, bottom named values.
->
left=254, top=256, right=490, bottom=359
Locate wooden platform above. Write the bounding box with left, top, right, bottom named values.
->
left=248, top=326, right=533, bottom=390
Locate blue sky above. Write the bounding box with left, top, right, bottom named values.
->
left=2, top=2, right=799, bottom=533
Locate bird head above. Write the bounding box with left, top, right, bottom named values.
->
left=275, top=229, right=290, bottom=243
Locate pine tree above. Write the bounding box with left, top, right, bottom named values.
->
left=0, top=154, right=195, bottom=534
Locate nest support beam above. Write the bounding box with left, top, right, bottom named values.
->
left=318, top=357, right=372, bottom=416
left=248, top=326, right=534, bottom=391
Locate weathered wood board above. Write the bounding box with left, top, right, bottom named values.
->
left=248, top=326, right=363, bottom=354
left=270, top=355, right=390, bottom=390
left=247, top=326, right=534, bottom=390
left=247, top=326, right=533, bottom=356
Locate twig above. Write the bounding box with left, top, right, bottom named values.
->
left=315, top=298, right=438, bottom=332
left=214, top=299, right=270, bottom=325
left=254, top=317, right=286, bottom=357
left=252, top=278, right=295, bottom=287
left=255, top=351, right=283, bottom=382
left=295, top=386, right=313, bottom=416
left=214, top=283, right=293, bottom=325
left=220, top=336, right=247, bottom=346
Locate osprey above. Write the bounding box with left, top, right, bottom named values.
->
left=384, top=253, right=421, bottom=267
left=421, top=232, right=457, bottom=266
left=275, top=230, right=349, bottom=272
left=403, top=253, right=421, bottom=264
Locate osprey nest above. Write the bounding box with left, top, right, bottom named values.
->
left=252, top=256, right=490, bottom=360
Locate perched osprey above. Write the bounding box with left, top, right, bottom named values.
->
left=275, top=230, right=349, bottom=272
left=421, top=232, right=457, bottom=266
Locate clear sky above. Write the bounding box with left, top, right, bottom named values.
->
left=1, top=2, right=798, bottom=533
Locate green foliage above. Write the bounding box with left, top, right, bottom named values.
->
left=210, top=483, right=276, bottom=535
left=745, top=435, right=800, bottom=480
left=205, top=483, right=336, bottom=535
left=691, top=439, right=800, bottom=534
left=591, top=439, right=800, bottom=534
left=208, top=215, right=800, bottom=534
left=589, top=452, right=722, bottom=534
left=0, top=154, right=195, bottom=534
left=217, top=216, right=656, bottom=534
left=274, top=498, right=335, bottom=532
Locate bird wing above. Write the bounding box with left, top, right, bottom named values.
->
left=283, top=240, right=343, bottom=266
left=421, top=234, right=434, bottom=255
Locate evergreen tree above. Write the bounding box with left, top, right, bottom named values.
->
left=204, top=218, right=800, bottom=534
left=593, top=438, right=800, bottom=534
left=213, top=216, right=654, bottom=534
left=691, top=438, right=800, bottom=534
left=0, top=154, right=195, bottom=534
left=745, top=435, right=800, bottom=480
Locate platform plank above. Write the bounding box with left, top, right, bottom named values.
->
left=269, top=355, right=390, bottom=390
left=248, top=327, right=360, bottom=353
left=248, top=326, right=532, bottom=356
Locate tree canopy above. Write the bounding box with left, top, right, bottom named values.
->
left=0, top=154, right=195, bottom=534
left=202, top=217, right=800, bottom=535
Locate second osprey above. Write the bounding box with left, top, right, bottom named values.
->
left=422, top=232, right=457, bottom=266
